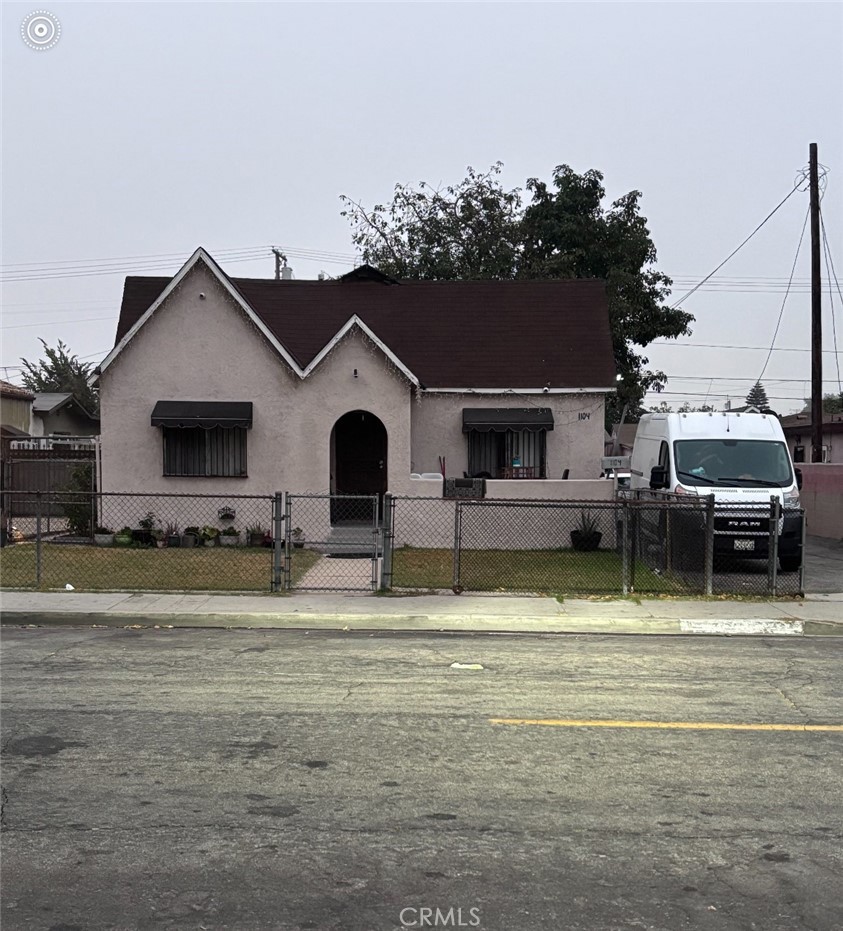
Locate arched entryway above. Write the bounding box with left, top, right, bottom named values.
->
left=330, top=410, right=388, bottom=523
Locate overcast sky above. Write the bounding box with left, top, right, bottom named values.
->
left=2, top=1, right=841, bottom=414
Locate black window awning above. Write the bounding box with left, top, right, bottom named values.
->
left=462, top=408, right=554, bottom=433
left=151, top=401, right=253, bottom=429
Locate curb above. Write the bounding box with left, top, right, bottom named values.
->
left=2, top=611, right=841, bottom=636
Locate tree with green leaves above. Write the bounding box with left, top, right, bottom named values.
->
left=341, top=163, right=693, bottom=427
left=20, top=339, right=98, bottom=414
left=745, top=381, right=770, bottom=411
left=801, top=392, right=843, bottom=414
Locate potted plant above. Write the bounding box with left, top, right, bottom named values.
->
left=165, top=522, right=181, bottom=548
left=201, top=525, right=220, bottom=547
left=182, top=526, right=201, bottom=548
left=94, top=526, right=114, bottom=546
left=246, top=523, right=265, bottom=547
left=219, top=526, right=240, bottom=547
left=570, top=511, right=602, bottom=552
left=135, top=511, right=157, bottom=547
left=291, top=526, right=305, bottom=549
left=152, top=527, right=166, bottom=549
left=115, top=526, right=134, bottom=547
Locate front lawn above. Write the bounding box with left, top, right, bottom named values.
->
left=391, top=546, right=689, bottom=594
left=0, top=543, right=321, bottom=592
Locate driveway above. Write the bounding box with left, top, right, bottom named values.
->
left=804, top=535, right=843, bottom=593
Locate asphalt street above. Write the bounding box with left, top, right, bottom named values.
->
left=1, top=628, right=842, bottom=931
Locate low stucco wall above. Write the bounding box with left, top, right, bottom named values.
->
left=798, top=464, right=843, bottom=539
left=389, top=480, right=618, bottom=550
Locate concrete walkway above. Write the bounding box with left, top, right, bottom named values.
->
left=1, top=589, right=841, bottom=636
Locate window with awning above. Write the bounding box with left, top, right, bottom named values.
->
left=151, top=402, right=252, bottom=477
left=462, top=408, right=554, bottom=433
left=463, top=409, right=552, bottom=478
left=151, top=401, right=253, bottom=429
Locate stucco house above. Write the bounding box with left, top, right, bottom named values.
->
left=95, top=248, right=617, bottom=505
left=30, top=392, right=99, bottom=439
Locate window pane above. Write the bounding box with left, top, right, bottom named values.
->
left=163, top=426, right=246, bottom=476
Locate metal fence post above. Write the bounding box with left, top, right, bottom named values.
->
left=704, top=494, right=715, bottom=596
left=271, top=491, right=284, bottom=592
left=452, top=501, right=463, bottom=593
left=380, top=493, right=394, bottom=591
left=621, top=499, right=630, bottom=596
left=767, top=495, right=780, bottom=596
left=283, top=492, right=292, bottom=591
left=35, top=490, right=43, bottom=587
left=798, top=509, right=806, bottom=596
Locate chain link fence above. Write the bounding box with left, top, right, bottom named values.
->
left=0, top=489, right=805, bottom=596
left=0, top=490, right=279, bottom=592
left=384, top=493, right=805, bottom=597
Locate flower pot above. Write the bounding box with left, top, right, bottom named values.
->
left=570, top=530, right=602, bottom=552
left=181, top=533, right=197, bottom=548
left=115, top=533, right=133, bottom=547
left=219, top=534, right=239, bottom=547
left=292, top=539, right=305, bottom=549
left=167, top=534, right=181, bottom=548
left=248, top=532, right=264, bottom=547
left=156, top=540, right=166, bottom=549
left=94, top=533, right=114, bottom=547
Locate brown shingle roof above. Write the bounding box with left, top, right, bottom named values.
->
left=115, top=273, right=617, bottom=390
left=0, top=379, right=35, bottom=401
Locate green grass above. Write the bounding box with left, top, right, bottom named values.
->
left=0, top=543, right=322, bottom=592
left=392, top=546, right=688, bottom=595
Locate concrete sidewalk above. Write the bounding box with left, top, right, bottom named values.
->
left=1, top=589, right=841, bottom=636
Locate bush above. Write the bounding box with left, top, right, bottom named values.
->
left=61, top=464, right=95, bottom=536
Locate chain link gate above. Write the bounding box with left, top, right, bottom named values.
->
left=284, top=493, right=381, bottom=591
left=383, top=495, right=805, bottom=597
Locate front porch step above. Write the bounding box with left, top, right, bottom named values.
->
left=309, top=524, right=382, bottom=556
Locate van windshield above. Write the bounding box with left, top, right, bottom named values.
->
left=673, top=440, right=793, bottom=487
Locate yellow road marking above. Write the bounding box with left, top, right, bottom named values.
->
left=489, top=718, right=843, bottom=732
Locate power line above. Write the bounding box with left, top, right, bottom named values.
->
left=645, top=389, right=812, bottom=402
left=757, top=204, right=811, bottom=382
left=0, top=251, right=270, bottom=283
left=0, top=244, right=360, bottom=282
left=0, top=245, right=269, bottom=270
left=670, top=181, right=803, bottom=308
left=1, top=315, right=115, bottom=331
left=651, top=340, right=842, bottom=354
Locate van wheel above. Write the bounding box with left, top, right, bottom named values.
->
left=779, top=554, right=801, bottom=573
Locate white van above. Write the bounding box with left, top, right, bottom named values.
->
left=630, top=412, right=802, bottom=571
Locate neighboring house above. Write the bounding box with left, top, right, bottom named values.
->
left=30, top=393, right=99, bottom=438
left=0, top=381, right=34, bottom=440
left=95, top=248, right=617, bottom=502
left=780, top=411, right=843, bottom=463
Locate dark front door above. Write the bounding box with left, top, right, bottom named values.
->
left=332, top=411, right=387, bottom=522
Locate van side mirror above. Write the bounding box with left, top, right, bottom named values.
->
left=650, top=466, right=669, bottom=489
left=795, top=467, right=803, bottom=491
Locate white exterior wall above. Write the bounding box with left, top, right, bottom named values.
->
left=409, top=392, right=607, bottom=480
left=99, top=264, right=414, bottom=533
left=99, top=259, right=613, bottom=539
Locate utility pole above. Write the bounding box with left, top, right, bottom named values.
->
left=271, top=247, right=287, bottom=281
left=809, top=143, right=823, bottom=462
